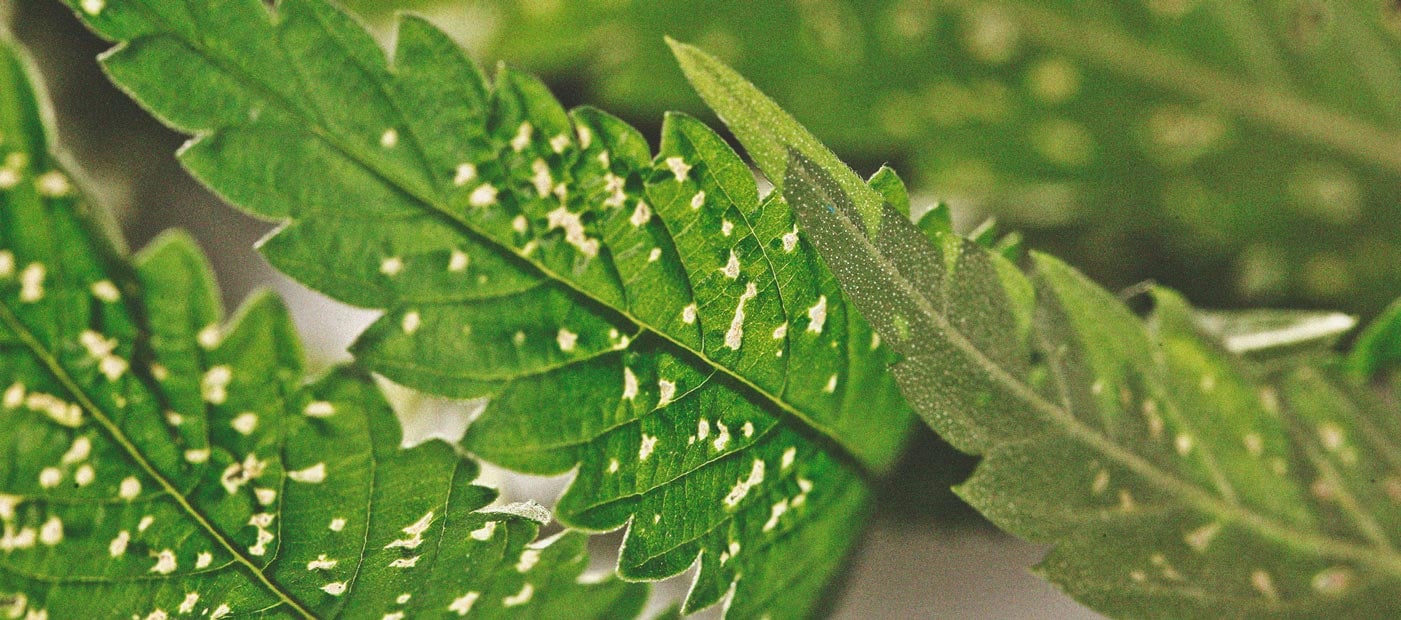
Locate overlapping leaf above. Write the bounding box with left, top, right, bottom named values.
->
left=0, top=32, right=644, bottom=619
left=680, top=38, right=1401, bottom=617
left=348, top=0, right=1401, bottom=317
left=63, top=0, right=916, bottom=615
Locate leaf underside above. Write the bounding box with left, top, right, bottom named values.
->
left=64, top=0, right=915, bottom=615
left=674, top=36, right=1401, bottom=619
left=0, top=31, right=644, bottom=619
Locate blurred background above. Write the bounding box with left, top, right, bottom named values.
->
left=10, top=0, right=1399, bottom=616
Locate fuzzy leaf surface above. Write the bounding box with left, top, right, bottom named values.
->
left=0, top=32, right=644, bottom=619
left=64, top=0, right=916, bottom=615
left=681, top=40, right=1401, bottom=617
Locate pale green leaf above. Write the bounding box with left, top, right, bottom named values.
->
left=0, top=31, right=644, bottom=619
left=63, top=1, right=916, bottom=615
left=682, top=38, right=1401, bottom=617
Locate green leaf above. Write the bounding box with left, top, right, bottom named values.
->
left=1347, top=298, right=1401, bottom=380
left=682, top=37, right=1401, bottom=617
left=65, top=1, right=915, bottom=615
left=377, top=0, right=1401, bottom=316
left=0, top=31, right=644, bottom=619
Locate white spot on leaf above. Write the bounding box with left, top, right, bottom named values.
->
left=639, top=434, right=658, bottom=461
left=622, top=367, right=639, bottom=400
left=724, top=459, right=766, bottom=507
left=666, top=157, right=691, bottom=182
left=38, top=516, right=62, bottom=545
left=178, top=593, right=199, bottom=615
left=1251, top=569, right=1279, bottom=600
left=448, top=592, right=480, bottom=616
left=630, top=201, right=652, bottom=226
left=468, top=184, right=498, bottom=207
left=807, top=296, right=828, bottom=333
left=721, top=251, right=741, bottom=279
left=1175, top=434, right=1194, bottom=455
left=289, top=463, right=327, bottom=484
left=556, top=328, right=578, bottom=352
left=546, top=206, right=600, bottom=257
left=782, top=225, right=799, bottom=252
left=150, top=549, right=177, bottom=575
left=658, top=379, right=677, bottom=406
left=724, top=282, right=758, bottom=350
left=61, top=437, right=91, bottom=465
left=402, top=311, right=422, bottom=335
left=91, top=280, right=120, bottom=302
left=453, top=163, right=477, bottom=187
left=781, top=447, right=797, bottom=470
left=379, top=256, right=405, bottom=277
left=202, top=365, right=232, bottom=405
left=517, top=548, right=541, bottom=572
left=1183, top=522, right=1221, bottom=552
left=1312, top=566, right=1352, bottom=595
left=231, top=412, right=258, bottom=436
left=763, top=499, right=789, bottom=532
left=532, top=159, right=554, bottom=197
left=19, top=263, right=45, bottom=303
left=511, top=122, right=533, bottom=152
left=550, top=134, right=571, bottom=154
left=379, top=129, right=399, bottom=148
left=119, top=476, right=142, bottom=500
left=713, top=421, right=731, bottom=451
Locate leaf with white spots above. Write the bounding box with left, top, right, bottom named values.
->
left=679, top=38, right=1401, bottom=618
left=64, top=1, right=916, bottom=615
left=359, top=0, right=1401, bottom=317
left=0, top=35, right=642, bottom=619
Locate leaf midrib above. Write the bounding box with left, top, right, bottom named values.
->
left=936, top=0, right=1401, bottom=174
left=786, top=160, right=1401, bottom=581
left=133, top=11, right=875, bottom=477
left=0, top=300, right=316, bottom=618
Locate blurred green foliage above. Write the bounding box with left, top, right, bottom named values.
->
left=346, top=0, right=1401, bottom=317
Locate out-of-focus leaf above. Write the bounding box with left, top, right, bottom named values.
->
left=360, top=0, right=1401, bottom=316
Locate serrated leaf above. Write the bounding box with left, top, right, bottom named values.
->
left=680, top=36, right=1401, bottom=617
left=372, top=0, right=1401, bottom=316
left=0, top=31, right=644, bottom=619
left=63, top=1, right=916, bottom=615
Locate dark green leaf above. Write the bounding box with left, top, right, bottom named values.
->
left=64, top=1, right=915, bottom=614
left=0, top=31, right=643, bottom=618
